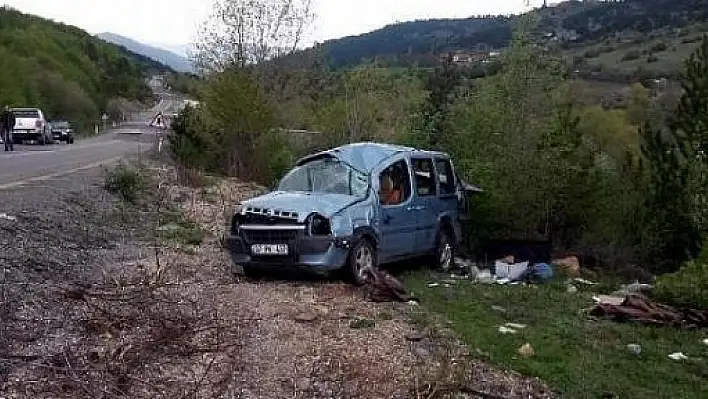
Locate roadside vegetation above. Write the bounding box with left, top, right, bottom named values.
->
left=406, top=272, right=708, bottom=399
left=0, top=6, right=174, bottom=134
left=158, top=0, right=708, bottom=396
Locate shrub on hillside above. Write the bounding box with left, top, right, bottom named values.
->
left=622, top=50, right=641, bottom=61
left=104, top=163, right=146, bottom=203
left=168, top=104, right=218, bottom=172
left=650, top=42, right=668, bottom=53
left=654, top=248, right=708, bottom=310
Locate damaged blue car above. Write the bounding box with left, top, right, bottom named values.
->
left=224, top=142, right=481, bottom=284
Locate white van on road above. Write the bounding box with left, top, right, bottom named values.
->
left=10, top=107, right=54, bottom=145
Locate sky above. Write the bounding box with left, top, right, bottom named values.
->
left=1, top=0, right=543, bottom=50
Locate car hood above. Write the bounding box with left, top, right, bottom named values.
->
left=243, top=191, right=363, bottom=221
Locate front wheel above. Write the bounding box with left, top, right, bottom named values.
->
left=348, top=238, right=377, bottom=286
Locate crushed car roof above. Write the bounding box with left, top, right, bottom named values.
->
left=296, top=142, right=446, bottom=173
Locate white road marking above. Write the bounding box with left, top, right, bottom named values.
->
left=0, top=156, right=124, bottom=190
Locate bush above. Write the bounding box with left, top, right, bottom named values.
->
left=104, top=163, right=145, bottom=203
left=168, top=104, right=218, bottom=172
left=650, top=42, right=668, bottom=53
left=622, top=50, right=641, bottom=61
left=583, top=49, right=601, bottom=58
left=654, top=260, right=708, bottom=309
left=256, top=130, right=298, bottom=188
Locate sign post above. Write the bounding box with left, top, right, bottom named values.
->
left=149, top=112, right=168, bottom=153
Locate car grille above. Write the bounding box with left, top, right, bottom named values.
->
left=242, top=213, right=299, bottom=225
left=243, top=207, right=299, bottom=223
left=241, top=229, right=300, bottom=244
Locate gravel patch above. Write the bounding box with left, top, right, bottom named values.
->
left=0, top=160, right=556, bottom=398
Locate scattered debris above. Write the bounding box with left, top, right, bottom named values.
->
left=428, top=283, right=440, bottom=288
left=156, top=222, right=181, bottom=232
left=364, top=267, right=417, bottom=303
left=476, top=269, right=494, bottom=284
left=495, top=259, right=529, bottom=281
left=573, top=278, right=598, bottom=286
left=404, top=331, right=426, bottom=342
left=0, top=212, right=17, bottom=221
left=703, top=338, right=708, bottom=346
left=553, top=256, right=581, bottom=276
left=498, top=323, right=527, bottom=334
left=491, top=305, right=507, bottom=313
left=498, top=326, right=517, bottom=334
left=668, top=352, right=689, bottom=361
left=527, top=262, right=554, bottom=283
left=611, top=281, right=654, bottom=297
left=518, top=343, right=535, bottom=358
left=349, top=317, right=376, bottom=329
left=627, top=344, right=642, bottom=356
left=295, top=312, right=318, bottom=323
left=566, top=285, right=578, bottom=293
left=593, top=295, right=625, bottom=306
left=589, top=294, right=708, bottom=328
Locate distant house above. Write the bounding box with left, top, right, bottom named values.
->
left=439, top=50, right=496, bottom=65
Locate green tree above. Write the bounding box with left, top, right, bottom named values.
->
left=672, top=35, right=708, bottom=235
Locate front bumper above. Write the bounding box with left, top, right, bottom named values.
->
left=225, top=230, right=351, bottom=273
left=11, top=130, right=41, bottom=140
left=52, top=131, right=72, bottom=140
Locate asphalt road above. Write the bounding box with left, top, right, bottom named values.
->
left=0, top=95, right=182, bottom=190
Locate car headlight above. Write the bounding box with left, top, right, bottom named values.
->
left=330, top=213, right=353, bottom=237
left=307, top=213, right=331, bottom=236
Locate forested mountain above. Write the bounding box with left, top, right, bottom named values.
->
left=314, top=0, right=708, bottom=70
left=97, top=32, right=194, bottom=73
left=0, top=6, right=173, bottom=132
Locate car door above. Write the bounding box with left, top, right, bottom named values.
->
left=374, top=156, right=417, bottom=263
left=409, top=157, right=440, bottom=253
left=434, top=156, right=459, bottom=218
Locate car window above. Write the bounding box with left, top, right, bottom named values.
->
left=435, top=158, right=456, bottom=196
left=412, top=158, right=436, bottom=196
left=12, top=109, right=40, bottom=118
left=277, top=156, right=369, bottom=197
left=378, top=160, right=411, bottom=206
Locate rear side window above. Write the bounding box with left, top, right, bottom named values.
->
left=12, top=109, right=40, bottom=118
left=436, top=159, right=456, bottom=196
left=412, top=158, right=436, bottom=196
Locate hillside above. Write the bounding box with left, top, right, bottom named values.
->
left=313, top=0, right=708, bottom=80
left=97, top=32, right=195, bottom=74
left=0, top=6, right=173, bottom=132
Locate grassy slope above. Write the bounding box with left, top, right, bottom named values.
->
left=0, top=6, right=172, bottom=131
left=405, top=271, right=708, bottom=399
left=570, top=23, right=708, bottom=79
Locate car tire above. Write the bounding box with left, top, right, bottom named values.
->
left=432, top=227, right=455, bottom=272
left=240, top=264, right=264, bottom=280
left=68, top=137, right=74, bottom=144
left=348, top=238, right=377, bottom=286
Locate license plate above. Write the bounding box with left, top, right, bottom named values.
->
left=251, top=244, right=289, bottom=256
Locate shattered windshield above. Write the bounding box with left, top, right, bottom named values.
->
left=278, top=156, right=369, bottom=197
left=51, top=121, right=70, bottom=128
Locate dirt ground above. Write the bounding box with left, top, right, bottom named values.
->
left=0, top=158, right=556, bottom=398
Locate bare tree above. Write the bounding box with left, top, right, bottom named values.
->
left=194, top=0, right=315, bottom=73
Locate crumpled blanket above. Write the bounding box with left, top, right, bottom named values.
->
left=589, top=294, right=708, bottom=328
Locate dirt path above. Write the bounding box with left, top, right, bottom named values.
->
left=0, top=159, right=555, bottom=398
